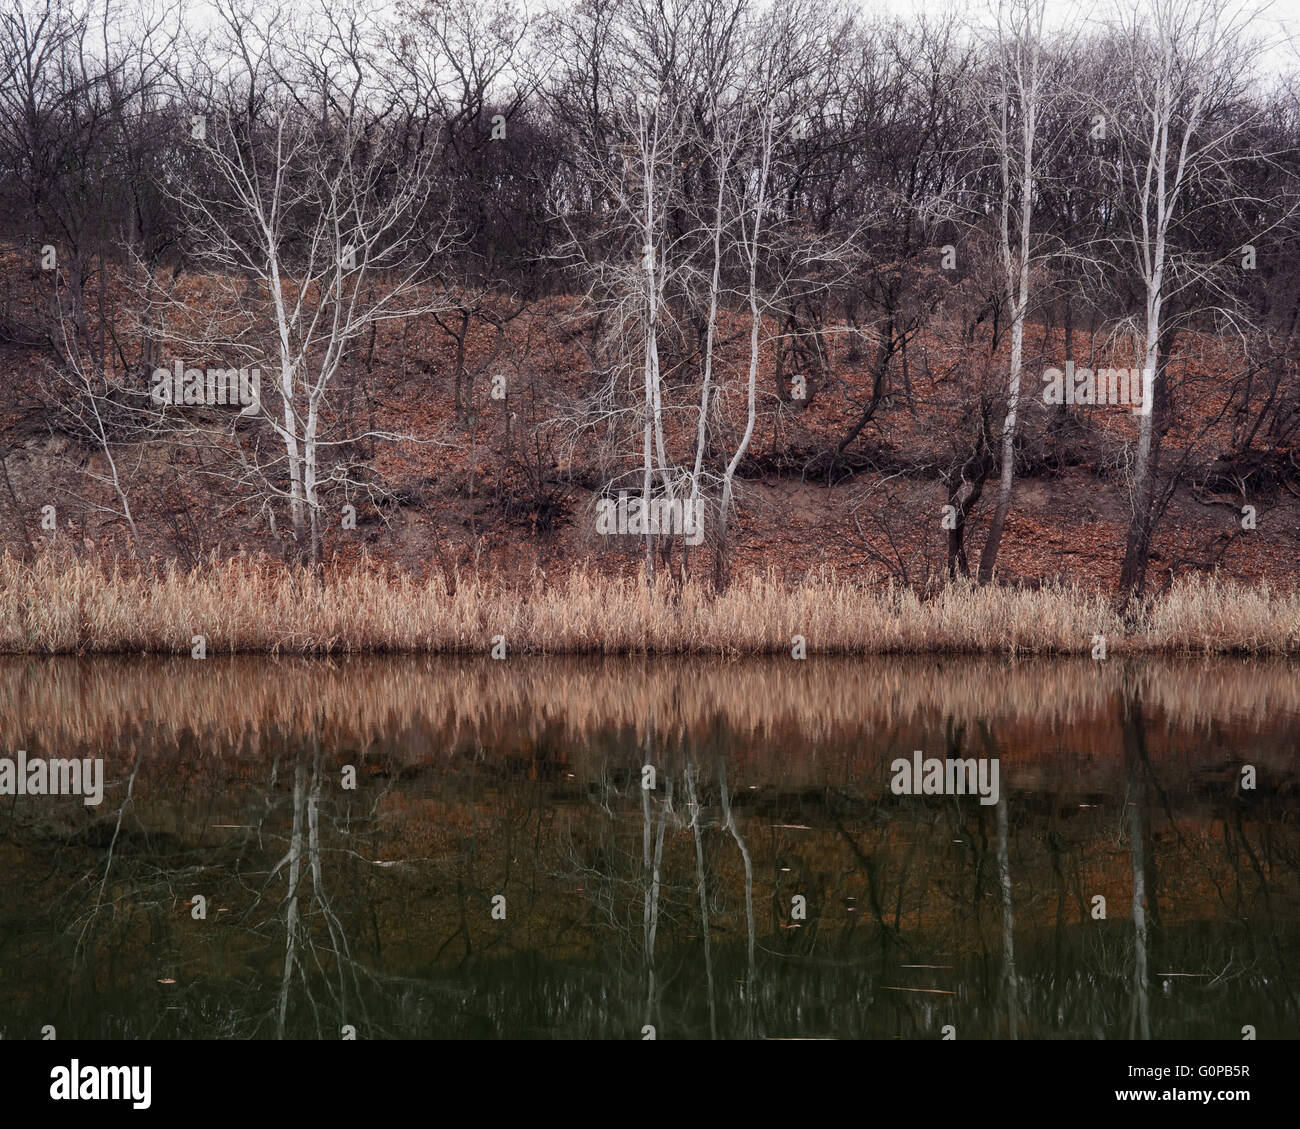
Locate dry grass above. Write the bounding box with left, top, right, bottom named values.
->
left=1, top=551, right=1298, bottom=656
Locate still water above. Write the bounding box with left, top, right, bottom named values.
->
left=1, top=655, right=1296, bottom=1040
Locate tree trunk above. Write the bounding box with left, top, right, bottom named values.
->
left=1119, top=328, right=1176, bottom=601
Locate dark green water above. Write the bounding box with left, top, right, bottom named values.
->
left=0, top=655, right=1296, bottom=1039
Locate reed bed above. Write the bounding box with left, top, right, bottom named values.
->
left=1, top=552, right=1298, bottom=656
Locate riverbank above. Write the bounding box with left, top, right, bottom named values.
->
left=2, top=553, right=1297, bottom=656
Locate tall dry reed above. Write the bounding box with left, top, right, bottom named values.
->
left=1, top=552, right=1297, bottom=656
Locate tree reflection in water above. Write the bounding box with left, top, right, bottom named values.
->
left=1, top=655, right=1296, bottom=1039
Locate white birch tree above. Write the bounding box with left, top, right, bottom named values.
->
left=977, top=0, right=1049, bottom=583
left=167, top=1, right=457, bottom=566
left=1098, top=0, right=1263, bottom=597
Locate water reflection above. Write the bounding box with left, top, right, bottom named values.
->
left=0, top=655, right=1296, bottom=1040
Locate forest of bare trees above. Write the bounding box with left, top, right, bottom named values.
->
left=1, top=0, right=1297, bottom=605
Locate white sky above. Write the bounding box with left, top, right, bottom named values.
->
left=864, top=0, right=1298, bottom=70
left=178, top=0, right=1300, bottom=82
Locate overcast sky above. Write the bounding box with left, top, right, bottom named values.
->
left=867, top=0, right=1298, bottom=69
left=174, top=0, right=1299, bottom=80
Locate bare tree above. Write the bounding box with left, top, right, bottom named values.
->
left=166, top=1, right=458, bottom=565
left=977, top=0, right=1049, bottom=583
left=1093, top=0, right=1265, bottom=599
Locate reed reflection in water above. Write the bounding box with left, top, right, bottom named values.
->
left=0, top=655, right=1296, bottom=1040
